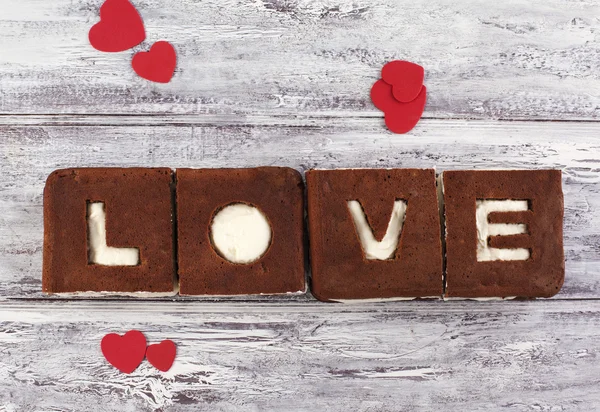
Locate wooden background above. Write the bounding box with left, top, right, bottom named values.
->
left=1, top=0, right=599, bottom=410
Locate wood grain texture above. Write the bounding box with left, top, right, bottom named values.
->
left=0, top=0, right=599, bottom=119
left=1, top=119, right=598, bottom=299
left=1, top=300, right=599, bottom=411
left=2, top=1, right=599, bottom=409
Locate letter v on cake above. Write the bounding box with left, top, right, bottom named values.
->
left=306, top=169, right=443, bottom=302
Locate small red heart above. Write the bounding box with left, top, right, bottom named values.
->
left=384, top=86, right=427, bottom=134
left=371, top=79, right=427, bottom=134
left=131, top=41, right=177, bottom=83
left=146, top=340, right=176, bottom=372
left=381, top=60, right=425, bottom=103
left=101, top=330, right=147, bottom=374
left=371, top=78, right=408, bottom=112
left=89, top=0, right=146, bottom=53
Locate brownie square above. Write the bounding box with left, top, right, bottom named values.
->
left=43, top=168, right=176, bottom=293
left=176, top=167, right=305, bottom=295
left=306, top=169, right=443, bottom=301
left=443, top=170, right=564, bottom=298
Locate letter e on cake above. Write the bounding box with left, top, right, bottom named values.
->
left=443, top=170, right=564, bottom=298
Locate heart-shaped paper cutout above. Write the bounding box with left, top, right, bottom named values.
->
left=371, top=78, right=411, bottom=113
left=89, top=0, right=146, bottom=53
left=381, top=60, right=425, bottom=103
left=101, top=330, right=147, bottom=374
left=146, top=340, right=176, bottom=372
left=131, top=41, right=177, bottom=83
left=384, top=86, right=427, bottom=134
left=371, top=79, right=427, bottom=134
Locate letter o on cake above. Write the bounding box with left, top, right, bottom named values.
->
left=210, top=203, right=272, bottom=264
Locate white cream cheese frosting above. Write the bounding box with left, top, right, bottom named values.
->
left=87, top=202, right=140, bottom=266
left=475, top=199, right=530, bottom=262
left=347, top=200, right=407, bottom=260
left=210, top=203, right=272, bottom=264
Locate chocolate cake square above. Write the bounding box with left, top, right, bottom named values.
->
left=176, top=167, right=305, bottom=295
left=43, top=168, right=176, bottom=294
left=443, top=169, right=564, bottom=298
left=306, top=169, right=443, bottom=301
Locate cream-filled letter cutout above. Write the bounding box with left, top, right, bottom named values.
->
left=87, top=202, right=140, bottom=266
left=476, top=200, right=530, bottom=262
left=210, top=203, right=272, bottom=264
left=347, top=200, right=407, bottom=260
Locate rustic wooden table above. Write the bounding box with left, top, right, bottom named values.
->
left=1, top=0, right=599, bottom=410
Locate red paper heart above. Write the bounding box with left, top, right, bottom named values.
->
left=146, top=340, right=176, bottom=372
left=371, top=79, right=427, bottom=134
left=131, top=41, right=177, bottom=83
left=101, top=330, right=147, bottom=374
left=89, top=0, right=146, bottom=53
left=371, top=78, right=407, bottom=112
left=381, top=60, right=425, bottom=103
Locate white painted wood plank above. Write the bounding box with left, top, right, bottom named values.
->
left=1, top=119, right=598, bottom=299
left=0, top=0, right=599, bottom=119
left=0, top=300, right=599, bottom=411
